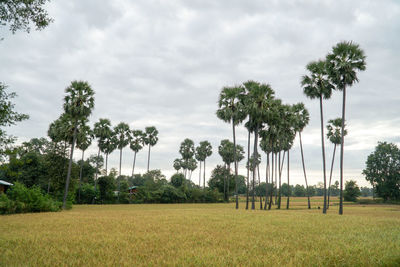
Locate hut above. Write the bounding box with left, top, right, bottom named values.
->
left=0, top=180, right=13, bottom=194
left=128, top=186, right=138, bottom=195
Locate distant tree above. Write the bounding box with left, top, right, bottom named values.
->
left=302, top=60, right=334, bottom=214
left=0, top=0, right=53, bottom=37
left=344, top=180, right=361, bottom=202
left=62, top=81, right=95, bottom=209
left=93, top=118, right=112, bottom=189
left=326, top=41, right=366, bottom=214
left=363, top=142, right=400, bottom=201
left=129, top=130, right=145, bottom=177
left=114, top=122, right=130, bottom=201
left=173, top=158, right=182, bottom=173
left=170, top=173, right=185, bottom=188
left=76, top=123, right=93, bottom=203
left=144, top=126, right=158, bottom=172
left=208, top=165, right=234, bottom=195
left=199, top=141, right=212, bottom=189
left=179, top=138, right=195, bottom=179
left=294, top=184, right=306, bottom=197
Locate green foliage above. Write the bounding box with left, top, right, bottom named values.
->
left=97, top=175, right=116, bottom=204
left=0, top=182, right=62, bottom=214
left=77, top=183, right=98, bottom=204
left=344, top=180, right=361, bottom=202
left=208, top=165, right=235, bottom=194
left=326, top=118, right=347, bottom=145
left=170, top=173, right=185, bottom=188
left=363, top=142, right=400, bottom=201
left=144, top=126, right=159, bottom=147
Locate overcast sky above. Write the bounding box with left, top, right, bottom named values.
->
left=1, top=0, right=400, bottom=187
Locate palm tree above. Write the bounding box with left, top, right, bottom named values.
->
left=173, top=158, right=182, bottom=173
left=129, top=130, right=145, bottom=177
left=93, top=118, right=112, bottom=189
left=187, top=158, right=197, bottom=180
left=244, top=81, right=275, bottom=210
left=76, top=122, right=93, bottom=203
left=199, top=141, right=212, bottom=189
left=217, top=85, right=246, bottom=209
left=179, top=138, right=195, bottom=179
left=114, top=122, right=130, bottom=201
left=195, top=145, right=203, bottom=186
left=326, top=41, right=366, bottom=215
left=102, top=131, right=117, bottom=175
left=62, top=81, right=95, bottom=209
left=292, top=103, right=311, bottom=209
left=302, top=60, right=334, bottom=214
left=144, top=126, right=159, bottom=172
left=326, top=118, right=347, bottom=209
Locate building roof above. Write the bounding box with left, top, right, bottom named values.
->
left=0, top=180, right=13, bottom=186
left=128, top=186, right=137, bottom=190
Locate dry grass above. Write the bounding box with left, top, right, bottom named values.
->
left=1, top=198, right=399, bottom=266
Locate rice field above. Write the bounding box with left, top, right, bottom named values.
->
left=1, top=198, right=399, bottom=266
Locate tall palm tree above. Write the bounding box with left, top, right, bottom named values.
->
left=173, top=158, right=182, bottom=173
left=144, top=126, right=159, bottom=172
left=302, top=60, right=334, bottom=214
left=62, top=81, right=95, bottom=209
left=195, top=145, right=203, bottom=186
left=76, top=122, right=93, bottom=203
left=93, top=118, right=112, bottom=189
left=114, top=122, right=130, bottom=201
left=179, top=138, right=195, bottom=179
left=199, top=141, right=212, bottom=189
left=129, top=129, right=145, bottom=177
left=216, top=85, right=246, bottom=209
left=326, top=118, right=347, bottom=209
left=326, top=41, right=366, bottom=215
left=102, top=131, right=117, bottom=175
left=243, top=80, right=275, bottom=210
left=292, top=103, right=311, bottom=209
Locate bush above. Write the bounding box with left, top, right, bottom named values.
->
left=0, top=182, right=62, bottom=214
left=344, top=180, right=361, bottom=202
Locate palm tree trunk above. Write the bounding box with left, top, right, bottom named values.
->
left=118, top=148, right=122, bottom=202
left=327, top=144, right=337, bottom=209
left=223, top=163, right=226, bottom=202
left=319, top=96, right=328, bottom=214
left=47, top=142, right=57, bottom=194
left=198, top=161, right=202, bottom=187
left=78, top=149, right=85, bottom=204
left=147, top=145, right=151, bottom=172
left=286, top=150, right=290, bottom=210
left=93, top=147, right=101, bottom=203
left=268, top=151, right=274, bottom=210
left=105, top=153, right=109, bottom=176
left=339, top=86, right=346, bottom=215
left=63, top=122, right=78, bottom=209
left=257, top=164, right=262, bottom=210
left=227, top=163, right=230, bottom=203
left=203, top=159, right=206, bottom=190
left=246, top=128, right=251, bottom=210
left=264, top=153, right=269, bottom=210
left=232, top=121, right=239, bottom=209
left=275, top=152, right=278, bottom=204
left=299, top=132, right=311, bottom=209
left=278, top=151, right=281, bottom=209
left=252, top=128, right=259, bottom=210
left=132, top=151, right=137, bottom=177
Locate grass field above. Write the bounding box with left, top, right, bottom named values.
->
left=1, top=198, right=399, bottom=266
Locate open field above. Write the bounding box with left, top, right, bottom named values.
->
left=1, top=198, right=400, bottom=266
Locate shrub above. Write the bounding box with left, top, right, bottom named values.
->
left=0, top=182, right=62, bottom=214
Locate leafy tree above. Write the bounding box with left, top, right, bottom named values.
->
left=76, top=123, right=93, bottom=203
left=0, top=0, right=52, bottom=36
left=97, top=175, right=116, bottom=204
left=114, top=122, right=130, bottom=201
left=173, top=158, right=182, bottom=173
left=62, top=81, right=95, bottom=209
left=302, top=60, right=334, bottom=214
left=170, top=173, right=185, bottom=188
left=217, top=85, right=246, bottom=209
left=326, top=118, right=347, bottom=208
left=129, top=129, right=145, bottom=177
left=144, top=126, right=158, bottom=172
left=363, top=142, right=400, bottom=201
left=199, top=141, right=212, bottom=189
left=294, top=184, right=306, bottom=197
left=326, top=41, right=366, bottom=215
left=0, top=83, right=29, bottom=160
left=179, top=138, right=195, bottom=179
left=208, top=165, right=235, bottom=195
left=93, top=118, right=112, bottom=190
left=344, top=180, right=361, bottom=202
left=101, top=130, right=117, bottom=175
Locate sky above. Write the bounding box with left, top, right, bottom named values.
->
left=1, top=0, right=400, bottom=187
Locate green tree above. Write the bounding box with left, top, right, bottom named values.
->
left=129, top=129, right=145, bottom=177
left=101, top=130, right=117, bottom=175
left=173, top=158, right=182, bottom=173
left=344, top=180, right=361, bottom=202
left=217, top=85, right=246, bottom=209
left=93, top=118, right=112, bottom=190
left=326, top=118, right=347, bottom=208
left=144, top=126, right=158, bottom=172
left=363, top=142, right=400, bottom=201
left=179, top=138, right=195, bottom=179
left=326, top=41, right=366, bottom=215
left=114, top=122, right=130, bottom=201
left=302, top=60, right=334, bottom=214
left=76, top=123, right=93, bottom=203
left=62, top=81, right=95, bottom=209
left=199, top=141, right=212, bottom=189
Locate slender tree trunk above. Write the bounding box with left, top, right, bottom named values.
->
left=232, top=121, right=239, bottom=209
left=299, top=132, right=311, bottom=209
left=63, top=122, right=78, bottom=209
left=105, top=153, right=109, bottom=176
left=203, top=159, right=206, bottom=190
left=286, top=150, right=290, bottom=209
left=246, top=129, right=251, bottom=210
left=227, top=163, right=230, bottom=203
left=78, top=149, right=85, bottom=204
left=93, top=147, right=101, bottom=203
left=319, top=96, right=328, bottom=214
left=118, top=148, right=122, bottom=202
left=198, top=161, right=202, bottom=187
left=132, top=151, right=137, bottom=177
left=268, top=151, right=274, bottom=210
left=47, top=142, right=57, bottom=194
left=252, top=128, right=259, bottom=210
left=278, top=151, right=281, bottom=209
left=339, top=86, right=346, bottom=215
left=147, top=145, right=151, bottom=172
left=275, top=152, right=278, bottom=204
left=327, top=144, right=337, bottom=209
left=257, top=164, right=262, bottom=210
left=223, top=163, right=226, bottom=202
left=264, top=153, right=269, bottom=210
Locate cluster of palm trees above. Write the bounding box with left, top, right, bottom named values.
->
left=49, top=80, right=159, bottom=208
left=173, top=139, right=212, bottom=188
left=216, top=41, right=366, bottom=215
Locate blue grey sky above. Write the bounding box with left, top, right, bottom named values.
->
left=1, top=0, right=400, bottom=187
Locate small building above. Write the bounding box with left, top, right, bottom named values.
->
left=0, top=180, right=13, bottom=194
left=128, top=186, right=138, bottom=195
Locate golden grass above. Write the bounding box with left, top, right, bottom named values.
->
left=1, top=198, right=399, bottom=266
